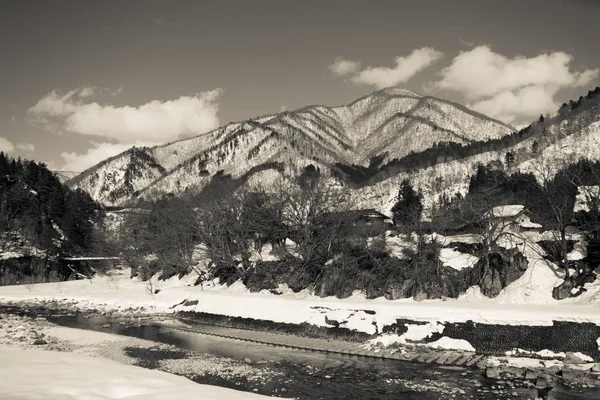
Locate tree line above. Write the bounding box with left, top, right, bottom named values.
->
left=121, top=155, right=600, bottom=300
left=0, top=153, right=105, bottom=284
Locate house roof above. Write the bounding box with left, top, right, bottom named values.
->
left=326, top=208, right=391, bottom=220
left=519, top=220, right=543, bottom=229
left=485, top=205, right=525, bottom=219
left=354, top=209, right=391, bottom=219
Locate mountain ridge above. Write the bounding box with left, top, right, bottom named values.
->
left=66, top=86, right=600, bottom=210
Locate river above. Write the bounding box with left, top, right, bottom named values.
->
left=35, top=313, right=599, bottom=400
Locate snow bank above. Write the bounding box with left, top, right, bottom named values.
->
left=403, top=322, right=445, bottom=341
left=574, top=186, right=600, bottom=213
left=325, top=309, right=378, bottom=335
left=368, top=334, right=475, bottom=352
left=0, top=347, right=276, bottom=400
left=439, top=248, right=478, bottom=271
left=567, top=235, right=588, bottom=261
left=505, top=348, right=566, bottom=359
left=2, top=260, right=600, bottom=335
left=368, top=322, right=445, bottom=347
left=570, top=352, right=594, bottom=363
left=486, top=356, right=562, bottom=370
left=369, top=333, right=405, bottom=348
left=424, top=337, right=475, bottom=352
left=494, top=243, right=565, bottom=304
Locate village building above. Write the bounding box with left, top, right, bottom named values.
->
left=484, top=204, right=543, bottom=234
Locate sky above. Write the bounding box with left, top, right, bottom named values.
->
left=0, top=0, right=599, bottom=172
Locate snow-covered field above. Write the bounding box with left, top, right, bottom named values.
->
left=0, top=347, right=273, bottom=400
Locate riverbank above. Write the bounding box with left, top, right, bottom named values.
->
left=2, top=299, right=600, bottom=398
left=2, top=268, right=600, bottom=329
left=1, top=268, right=600, bottom=393
left=0, top=311, right=285, bottom=397
left=0, top=309, right=519, bottom=399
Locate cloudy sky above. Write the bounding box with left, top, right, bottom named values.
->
left=1, top=0, right=598, bottom=172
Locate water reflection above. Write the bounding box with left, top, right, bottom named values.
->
left=46, top=315, right=600, bottom=400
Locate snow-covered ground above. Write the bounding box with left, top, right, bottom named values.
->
left=1, top=260, right=599, bottom=335
left=366, top=322, right=476, bottom=352
left=439, top=248, right=479, bottom=271
left=0, top=312, right=283, bottom=400
left=0, top=347, right=274, bottom=400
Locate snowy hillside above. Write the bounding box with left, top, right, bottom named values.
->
left=66, top=86, right=514, bottom=207
left=355, top=87, right=600, bottom=214
left=53, top=171, right=79, bottom=183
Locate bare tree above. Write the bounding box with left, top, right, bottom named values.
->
left=529, top=158, right=580, bottom=277
left=192, top=185, right=285, bottom=280
left=570, top=161, right=600, bottom=271
left=276, top=178, right=357, bottom=275
left=457, top=191, right=525, bottom=269
left=120, top=200, right=200, bottom=280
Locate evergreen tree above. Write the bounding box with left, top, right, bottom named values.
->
left=0, top=153, right=103, bottom=254
left=504, top=151, right=515, bottom=170
left=391, top=179, right=423, bottom=228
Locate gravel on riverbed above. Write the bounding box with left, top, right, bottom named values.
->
left=0, top=312, right=283, bottom=387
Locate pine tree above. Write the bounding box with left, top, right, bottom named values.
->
left=391, top=179, right=423, bottom=229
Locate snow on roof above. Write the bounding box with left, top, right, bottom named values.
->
left=484, top=205, right=524, bottom=219
left=518, top=220, right=542, bottom=229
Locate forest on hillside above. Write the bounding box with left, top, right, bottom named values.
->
left=120, top=158, right=600, bottom=302
left=334, top=86, right=600, bottom=186
left=0, top=153, right=105, bottom=284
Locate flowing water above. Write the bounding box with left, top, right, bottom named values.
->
left=40, top=313, right=600, bottom=400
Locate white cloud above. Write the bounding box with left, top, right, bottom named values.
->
left=433, top=46, right=599, bottom=124
left=348, top=47, right=444, bottom=89
left=328, top=58, right=361, bottom=76
left=0, top=137, right=14, bottom=153
left=59, top=142, right=146, bottom=172
left=28, top=87, right=223, bottom=144
left=78, top=86, right=98, bottom=98
left=575, top=69, right=599, bottom=87
left=111, top=87, right=123, bottom=96
left=469, top=85, right=560, bottom=125
left=458, top=38, right=475, bottom=47
left=16, top=143, right=35, bottom=152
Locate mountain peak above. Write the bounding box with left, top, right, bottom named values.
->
left=377, top=87, right=422, bottom=98
left=67, top=89, right=516, bottom=207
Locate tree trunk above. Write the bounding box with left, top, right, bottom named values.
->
left=560, top=228, right=569, bottom=278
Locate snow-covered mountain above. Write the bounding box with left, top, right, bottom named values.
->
left=53, top=171, right=79, bottom=183
left=66, top=87, right=515, bottom=207
left=354, top=87, right=600, bottom=214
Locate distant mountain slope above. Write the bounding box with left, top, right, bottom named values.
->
left=53, top=171, right=79, bottom=183
left=66, top=86, right=514, bottom=207
left=354, top=87, right=600, bottom=214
